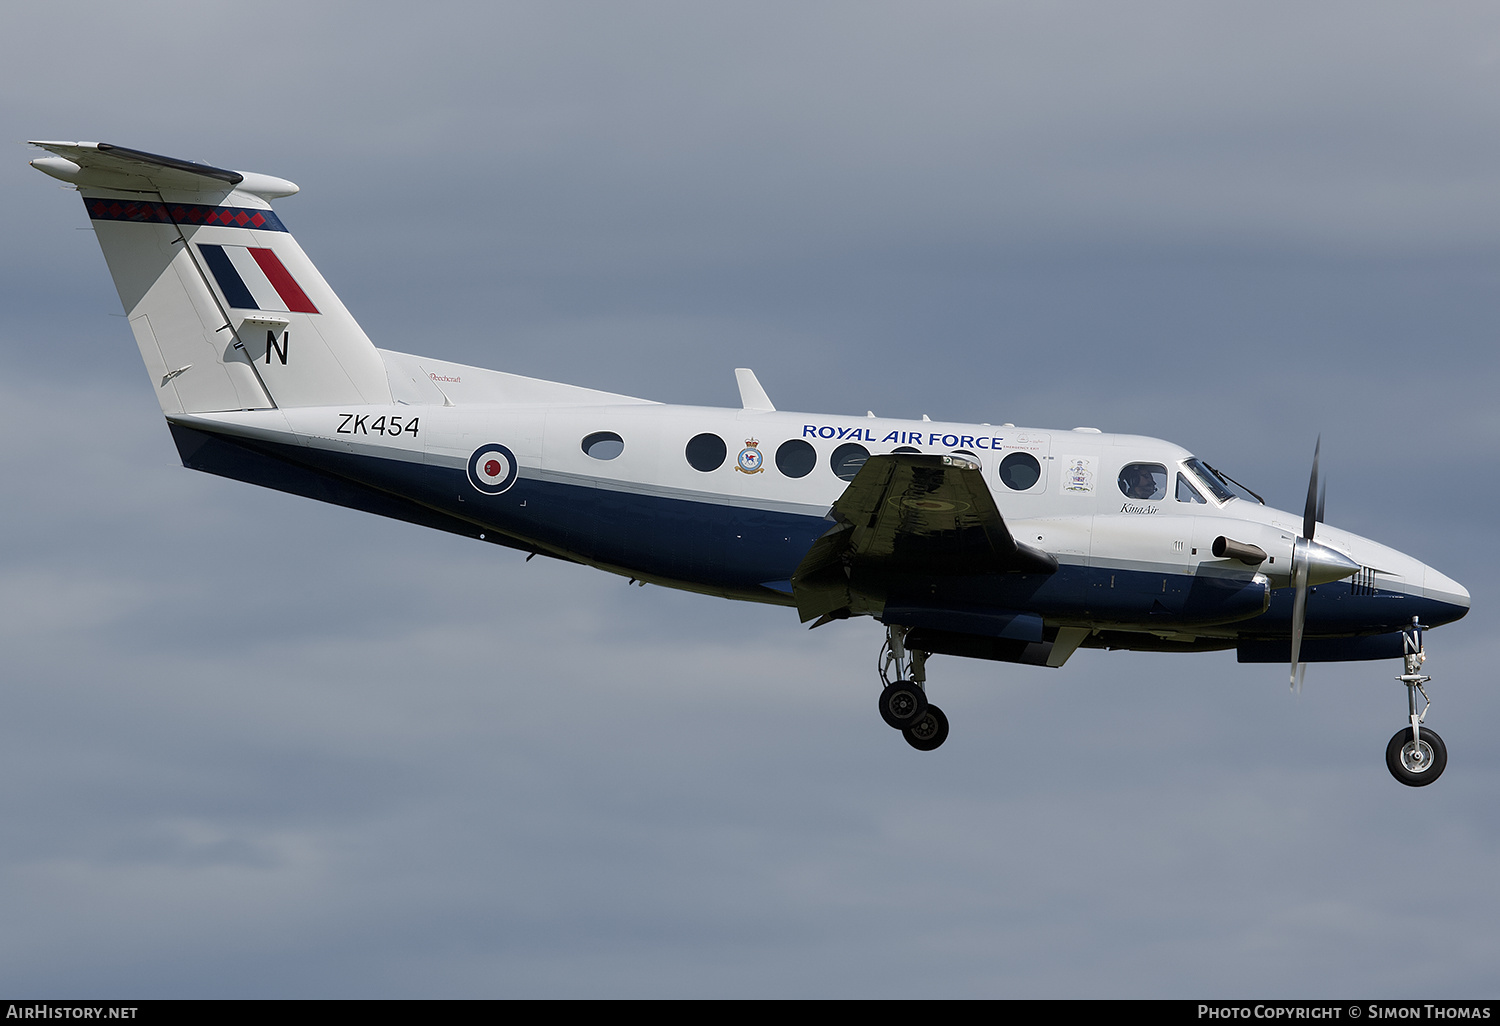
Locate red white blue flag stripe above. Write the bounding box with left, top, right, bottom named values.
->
left=198, top=244, right=319, bottom=314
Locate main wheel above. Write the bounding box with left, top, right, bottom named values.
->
left=903, top=704, right=949, bottom=751
left=1386, top=726, right=1447, bottom=787
left=878, top=680, right=928, bottom=730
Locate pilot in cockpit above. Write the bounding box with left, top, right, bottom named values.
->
left=1119, top=464, right=1165, bottom=500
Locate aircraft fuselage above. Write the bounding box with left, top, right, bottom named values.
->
left=165, top=363, right=1468, bottom=664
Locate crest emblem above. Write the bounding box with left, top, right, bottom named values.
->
left=1063, top=457, right=1094, bottom=493
left=736, top=438, right=765, bottom=474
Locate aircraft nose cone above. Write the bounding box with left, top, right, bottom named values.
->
left=1423, top=564, right=1470, bottom=621
left=1454, top=580, right=1471, bottom=609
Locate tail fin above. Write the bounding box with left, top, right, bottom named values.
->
left=30, top=142, right=391, bottom=414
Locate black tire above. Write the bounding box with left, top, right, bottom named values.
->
left=1386, top=726, right=1447, bottom=787
left=903, top=704, right=949, bottom=751
left=878, top=680, right=928, bottom=730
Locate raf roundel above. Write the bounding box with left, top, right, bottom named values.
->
left=467, top=443, right=519, bottom=495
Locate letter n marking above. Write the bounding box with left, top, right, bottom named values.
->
left=265, top=330, right=289, bottom=366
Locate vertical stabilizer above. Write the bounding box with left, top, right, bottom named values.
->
left=31, top=142, right=392, bottom=414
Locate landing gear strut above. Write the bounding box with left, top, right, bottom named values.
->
left=1387, top=618, right=1446, bottom=787
left=878, top=626, right=948, bottom=751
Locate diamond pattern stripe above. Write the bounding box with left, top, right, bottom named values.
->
left=84, top=198, right=287, bottom=232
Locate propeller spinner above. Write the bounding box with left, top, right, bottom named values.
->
left=1288, top=438, right=1358, bottom=690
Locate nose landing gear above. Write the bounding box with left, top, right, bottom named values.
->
left=1387, top=619, right=1446, bottom=787
left=878, top=625, right=948, bottom=751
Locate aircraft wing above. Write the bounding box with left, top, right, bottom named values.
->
left=790, top=453, right=1057, bottom=623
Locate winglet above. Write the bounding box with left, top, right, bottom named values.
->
left=735, top=368, right=775, bottom=411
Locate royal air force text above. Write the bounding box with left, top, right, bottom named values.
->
left=802, top=425, right=1006, bottom=448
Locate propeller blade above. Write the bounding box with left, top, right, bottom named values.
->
left=1290, top=438, right=1321, bottom=691
left=1316, top=476, right=1326, bottom=527
left=1289, top=540, right=1309, bottom=690
left=1302, top=436, right=1321, bottom=542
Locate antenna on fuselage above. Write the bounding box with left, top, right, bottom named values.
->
left=735, top=368, right=775, bottom=411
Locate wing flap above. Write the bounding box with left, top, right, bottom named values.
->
left=833, top=453, right=1054, bottom=575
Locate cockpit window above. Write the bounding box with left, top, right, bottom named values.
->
left=1184, top=457, right=1245, bottom=504
left=1118, top=463, right=1167, bottom=500
left=1176, top=473, right=1206, bottom=504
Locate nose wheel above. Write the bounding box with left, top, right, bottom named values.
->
left=1386, top=726, right=1446, bottom=786
left=1388, top=619, right=1446, bottom=787
left=878, top=626, right=948, bottom=750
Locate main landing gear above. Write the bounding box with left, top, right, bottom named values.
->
left=1387, top=619, right=1446, bottom=787
left=878, top=626, right=948, bottom=751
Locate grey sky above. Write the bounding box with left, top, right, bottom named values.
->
left=2, top=2, right=1497, bottom=997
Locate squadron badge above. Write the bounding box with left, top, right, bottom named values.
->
left=736, top=438, right=765, bottom=474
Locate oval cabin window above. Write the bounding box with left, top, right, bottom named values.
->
left=775, top=439, right=817, bottom=479
left=685, top=433, right=727, bottom=472
left=999, top=451, right=1041, bottom=491
left=830, top=442, right=870, bottom=482
left=581, top=431, right=625, bottom=460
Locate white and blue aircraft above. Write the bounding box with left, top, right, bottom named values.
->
left=30, top=141, right=1471, bottom=784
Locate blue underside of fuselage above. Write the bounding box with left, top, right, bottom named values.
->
left=169, top=423, right=1467, bottom=643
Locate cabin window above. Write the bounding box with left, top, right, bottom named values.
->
left=998, top=451, right=1042, bottom=491
left=1118, top=462, right=1167, bottom=500
left=1176, top=473, right=1206, bottom=504
left=830, top=442, right=870, bottom=482
left=892, top=446, right=921, bottom=454
left=775, top=439, right=817, bottom=478
left=685, top=433, right=727, bottom=472
left=581, top=431, right=624, bottom=460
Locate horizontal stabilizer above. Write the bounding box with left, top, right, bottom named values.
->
left=29, top=141, right=298, bottom=199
